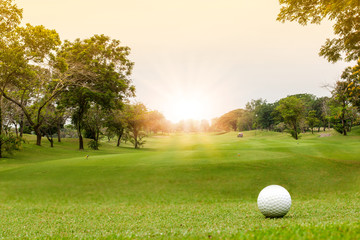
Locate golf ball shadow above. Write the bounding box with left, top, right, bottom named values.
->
left=257, top=185, right=291, bottom=218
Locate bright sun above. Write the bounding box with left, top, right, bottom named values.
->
left=165, top=94, right=208, bottom=123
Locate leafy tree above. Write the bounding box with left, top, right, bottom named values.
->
left=243, top=99, right=276, bottom=131
left=0, top=23, right=62, bottom=146
left=276, top=96, right=306, bottom=140
left=278, top=0, right=360, bottom=63
left=0, top=0, right=23, bottom=157
left=331, top=80, right=352, bottom=135
left=278, top=1, right=360, bottom=117
left=341, top=60, right=360, bottom=109
left=57, top=35, right=135, bottom=150
left=0, top=0, right=22, bottom=35
left=345, top=106, right=359, bottom=132
left=244, top=99, right=263, bottom=129
left=105, top=110, right=126, bottom=146
left=40, top=105, right=60, bottom=148
left=213, top=109, right=245, bottom=131
left=104, top=128, right=115, bottom=142
left=123, top=103, right=147, bottom=149
left=237, top=111, right=253, bottom=131
left=256, top=102, right=276, bottom=130
left=306, top=110, right=320, bottom=134
left=145, top=110, right=166, bottom=134
left=83, top=104, right=106, bottom=149
left=313, top=96, right=331, bottom=131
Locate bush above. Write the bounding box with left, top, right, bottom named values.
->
left=334, top=123, right=344, bottom=134
left=289, top=129, right=301, bottom=140
left=87, top=140, right=100, bottom=150
left=0, top=134, right=25, bottom=155
left=274, top=122, right=286, bottom=132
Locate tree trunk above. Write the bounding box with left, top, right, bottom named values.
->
left=36, top=132, right=42, bottom=146
left=78, top=124, right=84, bottom=150
left=14, top=122, right=18, bottom=137
left=342, top=118, right=347, bottom=136
left=93, top=130, right=99, bottom=150
left=293, top=124, right=298, bottom=140
left=0, top=96, right=2, bottom=158
left=134, top=132, right=138, bottom=148
left=44, top=132, right=54, bottom=148
left=341, top=102, right=347, bottom=136
left=349, top=120, right=353, bottom=132
left=96, top=129, right=100, bottom=143
left=117, top=135, right=121, bottom=146
left=57, top=122, right=61, bottom=142
left=116, top=129, right=123, bottom=147
left=19, top=114, right=24, bottom=137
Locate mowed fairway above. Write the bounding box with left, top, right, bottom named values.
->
left=0, top=129, right=360, bottom=239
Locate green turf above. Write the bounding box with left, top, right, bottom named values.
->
left=0, top=128, right=359, bottom=239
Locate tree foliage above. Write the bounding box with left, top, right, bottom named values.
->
left=212, top=109, right=245, bottom=131
left=278, top=0, right=360, bottom=62
left=57, top=34, right=135, bottom=150
left=276, top=96, right=306, bottom=140
left=123, top=103, right=147, bottom=149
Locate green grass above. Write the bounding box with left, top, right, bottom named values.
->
left=0, top=128, right=360, bottom=239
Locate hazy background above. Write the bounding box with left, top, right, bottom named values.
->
left=16, top=0, right=349, bottom=122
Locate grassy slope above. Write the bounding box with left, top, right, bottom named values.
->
left=0, top=129, right=359, bottom=239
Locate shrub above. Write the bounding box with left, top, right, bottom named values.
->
left=289, top=129, right=301, bottom=140
left=87, top=140, right=100, bottom=150
left=334, top=123, right=344, bottom=134
left=0, top=134, right=26, bottom=155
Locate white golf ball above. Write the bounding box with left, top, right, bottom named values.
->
left=257, top=185, right=291, bottom=218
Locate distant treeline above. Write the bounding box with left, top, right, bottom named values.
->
left=211, top=92, right=359, bottom=139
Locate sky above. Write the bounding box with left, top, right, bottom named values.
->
left=16, top=0, right=349, bottom=123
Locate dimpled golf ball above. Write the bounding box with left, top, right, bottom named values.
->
left=257, top=185, right=291, bottom=218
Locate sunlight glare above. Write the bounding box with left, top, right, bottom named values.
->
left=166, top=94, right=208, bottom=123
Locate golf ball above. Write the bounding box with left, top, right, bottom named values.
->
left=257, top=185, right=291, bottom=218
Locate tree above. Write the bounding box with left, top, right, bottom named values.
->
left=0, top=0, right=22, bottom=35
left=58, top=35, right=135, bottom=150
left=0, top=22, right=62, bottom=146
left=123, top=103, right=147, bottom=149
left=106, top=110, right=126, bottom=147
left=83, top=104, right=106, bottom=150
left=278, top=0, right=360, bottom=63
left=0, top=0, right=23, bottom=157
left=312, top=96, right=331, bottom=131
left=331, top=80, right=352, bottom=135
left=345, top=106, right=359, bottom=132
left=40, top=105, right=60, bottom=148
left=213, top=109, right=245, bottom=131
left=237, top=111, right=253, bottom=131
left=276, top=96, right=306, bottom=140
left=306, top=110, right=319, bottom=134
left=200, top=119, right=210, bottom=132
left=254, top=100, right=276, bottom=130
left=242, top=99, right=276, bottom=131
left=341, top=60, right=360, bottom=109
left=244, top=99, right=263, bottom=129
left=145, top=110, right=166, bottom=134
